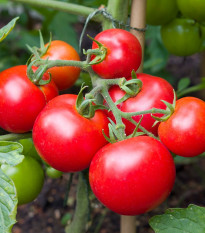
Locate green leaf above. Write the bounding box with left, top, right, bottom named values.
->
left=177, top=77, right=191, bottom=92
left=65, top=171, right=90, bottom=233
left=0, top=141, right=24, bottom=166
left=0, top=169, right=17, bottom=233
left=0, top=17, right=19, bottom=42
left=149, top=204, right=205, bottom=233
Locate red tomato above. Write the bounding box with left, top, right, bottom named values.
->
left=41, top=40, right=81, bottom=91
left=107, top=73, right=175, bottom=136
left=91, top=29, right=142, bottom=79
left=0, top=65, right=57, bottom=133
left=32, top=94, right=109, bottom=172
left=158, top=97, right=205, bottom=157
left=89, top=136, right=176, bottom=215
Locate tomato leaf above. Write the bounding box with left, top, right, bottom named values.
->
left=0, top=169, right=17, bottom=233
left=177, top=77, right=191, bottom=92
left=65, top=171, right=90, bottom=233
left=0, top=141, right=24, bottom=166
left=0, top=17, right=19, bottom=42
left=149, top=204, right=205, bottom=233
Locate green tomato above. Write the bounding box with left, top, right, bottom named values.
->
left=1, top=156, right=44, bottom=205
left=177, top=0, right=205, bottom=23
left=18, top=138, right=41, bottom=162
left=161, top=18, right=203, bottom=56
left=146, top=0, right=178, bottom=25
left=46, top=167, right=63, bottom=179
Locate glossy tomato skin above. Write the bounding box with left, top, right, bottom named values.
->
left=107, top=73, right=174, bottom=136
left=33, top=94, right=109, bottom=172
left=1, top=156, right=44, bottom=205
left=0, top=65, right=47, bottom=133
left=41, top=40, right=81, bottom=91
left=161, top=18, right=203, bottom=56
left=89, top=136, right=176, bottom=215
left=158, top=97, right=205, bottom=157
left=177, top=0, right=205, bottom=23
left=146, top=0, right=178, bottom=25
left=91, top=29, right=142, bottom=79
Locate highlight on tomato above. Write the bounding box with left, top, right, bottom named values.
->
left=106, top=73, right=175, bottom=136
left=89, top=136, right=176, bottom=215
left=0, top=65, right=58, bottom=133
left=91, top=28, right=142, bottom=79
left=32, top=94, right=109, bottom=172
left=158, top=97, right=205, bottom=157
left=1, top=155, right=45, bottom=205
left=41, top=40, right=81, bottom=91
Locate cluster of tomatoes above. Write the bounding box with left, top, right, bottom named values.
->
left=146, top=0, right=205, bottom=56
left=0, top=27, right=205, bottom=217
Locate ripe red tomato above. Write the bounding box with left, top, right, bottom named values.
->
left=32, top=94, right=109, bottom=172
left=0, top=65, right=58, bottom=133
left=177, top=0, right=205, bottom=23
left=161, top=18, right=203, bottom=56
left=1, top=155, right=44, bottom=205
left=146, top=0, right=178, bottom=25
left=158, top=97, right=205, bottom=157
left=91, top=29, right=142, bottom=79
left=89, top=136, right=176, bottom=215
left=106, top=73, right=174, bottom=136
left=41, top=40, right=81, bottom=91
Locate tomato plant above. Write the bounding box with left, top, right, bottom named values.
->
left=146, top=0, right=178, bottom=25
left=1, top=155, right=44, bottom=205
left=106, top=73, right=175, bottom=136
left=89, top=136, right=176, bottom=215
left=41, top=40, right=81, bottom=91
left=0, top=65, right=58, bottom=133
left=177, top=0, right=205, bottom=23
left=158, top=97, right=205, bottom=157
left=91, top=28, right=142, bottom=79
left=161, top=18, right=203, bottom=56
left=32, top=94, right=109, bottom=172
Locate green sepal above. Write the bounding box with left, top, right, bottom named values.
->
left=127, top=116, right=144, bottom=138
left=85, top=34, right=107, bottom=65
left=152, top=90, right=176, bottom=125
left=27, top=31, right=52, bottom=59
left=119, top=74, right=142, bottom=97
left=26, top=59, right=51, bottom=85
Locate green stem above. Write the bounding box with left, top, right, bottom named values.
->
left=34, top=59, right=89, bottom=71
left=0, top=132, right=32, bottom=141
left=102, top=0, right=130, bottom=30
left=11, top=0, right=103, bottom=22
left=121, top=108, right=169, bottom=118
left=101, top=87, right=126, bottom=140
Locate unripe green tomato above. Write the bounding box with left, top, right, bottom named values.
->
left=1, top=156, right=44, bottom=205
left=46, top=167, right=62, bottom=179
left=161, top=18, right=203, bottom=56
left=146, top=0, right=178, bottom=25
left=18, top=138, right=41, bottom=163
left=177, top=0, right=205, bottom=23
left=199, top=25, right=205, bottom=52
